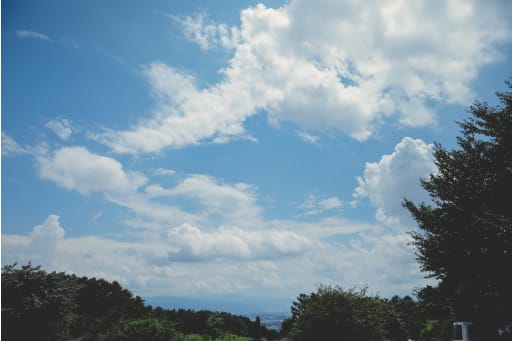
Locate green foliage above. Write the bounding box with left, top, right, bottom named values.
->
left=71, top=276, right=149, bottom=339
left=386, top=295, right=424, bottom=340
left=2, top=263, right=81, bottom=341
left=404, top=81, right=512, bottom=335
left=283, top=285, right=403, bottom=341
left=100, top=317, right=181, bottom=341
left=183, top=334, right=209, bottom=341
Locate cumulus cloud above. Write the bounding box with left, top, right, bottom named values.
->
left=353, top=137, right=437, bottom=226
left=1, top=215, right=164, bottom=286
left=37, top=146, right=147, bottom=195
left=167, top=223, right=313, bottom=261
left=95, top=0, right=510, bottom=153
left=16, top=30, right=51, bottom=41
left=45, top=118, right=73, bottom=140
left=2, top=213, right=431, bottom=298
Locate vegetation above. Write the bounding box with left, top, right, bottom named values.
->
left=281, top=286, right=403, bottom=341
left=1, top=263, right=278, bottom=341
left=404, top=81, right=512, bottom=339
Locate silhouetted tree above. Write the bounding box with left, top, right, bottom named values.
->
left=404, top=81, right=512, bottom=337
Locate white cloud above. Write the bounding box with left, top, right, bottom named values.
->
left=268, top=216, right=373, bottom=239
left=16, top=30, right=51, bottom=41
left=37, top=146, right=147, bottom=195
left=299, top=194, right=343, bottom=216
left=169, top=175, right=263, bottom=226
left=95, top=0, right=510, bottom=153
left=296, top=131, right=320, bottom=144
left=1, top=215, right=165, bottom=286
left=2, top=213, right=432, bottom=298
left=45, top=118, right=73, bottom=140
left=167, top=223, right=313, bottom=261
left=319, top=197, right=343, bottom=211
left=352, top=137, right=437, bottom=226
left=172, top=12, right=240, bottom=50
left=2, top=132, right=30, bottom=155
left=153, top=168, right=176, bottom=176
left=92, top=62, right=256, bottom=153
left=1, top=132, right=48, bottom=156
left=17, top=143, right=436, bottom=297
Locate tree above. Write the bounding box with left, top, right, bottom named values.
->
left=1, top=263, right=81, bottom=341
left=386, top=295, right=423, bottom=340
left=404, top=81, right=512, bottom=336
left=283, top=285, right=401, bottom=341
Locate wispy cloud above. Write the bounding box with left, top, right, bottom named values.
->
left=153, top=168, right=177, bottom=176
left=296, top=131, right=320, bottom=145
left=298, top=194, right=343, bottom=216
left=16, top=30, right=51, bottom=41
left=45, top=118, right=73, bottom=140
left=1, top=132, right=48, bottom=156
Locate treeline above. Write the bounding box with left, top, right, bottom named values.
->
left=1, top=263, right=279, bottom=341
left=1, top=262, right=488, bottom=341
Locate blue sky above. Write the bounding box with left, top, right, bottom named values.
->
left=2, top=0, right=511, bottom=310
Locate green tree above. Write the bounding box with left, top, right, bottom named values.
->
left=284, top=285, right=401, bottom=341
left=1, top=263, right=81, bottom=341
left=386, top=295, right=423, bottom=340
left=404, top=81, right=512, bottom=336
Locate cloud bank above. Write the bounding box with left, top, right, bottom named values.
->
left=3, top=136, right=438, bottom=297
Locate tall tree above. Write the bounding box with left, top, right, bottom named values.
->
left=404, top=81, right=512, bottom=335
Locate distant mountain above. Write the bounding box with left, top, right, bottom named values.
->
left=144, top=294, right=293, bottom=316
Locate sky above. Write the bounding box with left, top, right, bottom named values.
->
left=2, top=0, right=512, bottom=311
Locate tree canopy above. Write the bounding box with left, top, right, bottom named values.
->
left=404, top=81, right=512, bottom=334
left=281, top=285, right=406, bottom=341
